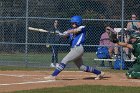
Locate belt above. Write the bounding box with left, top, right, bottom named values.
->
left=72, top=44, right=82, bottom=48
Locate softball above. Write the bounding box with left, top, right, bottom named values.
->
left=46, top=44, right=50, bottom=48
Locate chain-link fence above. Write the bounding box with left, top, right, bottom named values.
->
left=0, top=0, right=140, bottom=69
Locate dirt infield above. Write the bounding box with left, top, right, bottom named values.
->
left=0, top=71, right=140, bottom=93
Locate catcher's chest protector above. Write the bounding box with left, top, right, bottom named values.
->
left=132, top=43, right=140, bottom=57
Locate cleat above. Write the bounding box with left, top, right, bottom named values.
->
left=44, top=75, right=56, bottom=81
left=50, top=63, right=55, bottom=68
left=95, top=72, right=105, bottom=80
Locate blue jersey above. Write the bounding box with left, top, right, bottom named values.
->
left=67, top=26, right=86, bottom=48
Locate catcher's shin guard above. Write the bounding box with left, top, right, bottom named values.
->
left=126, top=71, right=140, bottom=79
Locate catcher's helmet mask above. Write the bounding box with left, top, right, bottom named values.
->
left=130, top=34, right=140, bottom=39
left=129, top=34, right=140, bottom=43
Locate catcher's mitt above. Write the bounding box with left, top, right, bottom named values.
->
left=109, top=32, right=119, bottom=43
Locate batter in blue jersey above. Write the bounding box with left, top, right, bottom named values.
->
left=69, top=25, right=86, bottom=48
left=44, top=16, right=104, bottom=80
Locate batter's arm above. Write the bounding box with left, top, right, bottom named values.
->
left=66, top=26, right=85, bottom=34
left=60, top=26, right=85, bottom=38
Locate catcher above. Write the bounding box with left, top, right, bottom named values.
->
left=112, top=33, right=140, bottom=79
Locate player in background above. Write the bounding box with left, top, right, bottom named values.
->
left=50, top=20, right=60, bottom=68
left=44, top=15, right=104, bottom=80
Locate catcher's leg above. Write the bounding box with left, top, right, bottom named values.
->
left=126, top=63, right=140, bottom=79
left=126, top=70, right=140, bottom=79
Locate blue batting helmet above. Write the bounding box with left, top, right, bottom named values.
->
left=70, top=16, right=82, bottom=26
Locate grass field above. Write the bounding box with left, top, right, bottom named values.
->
left=0, top=52, right=128, bottom=72
left=0, top=52, right=136, bottom=93
left=9, top=85, right=140, bottom=93
left=0, top=52, right=97, bottom=67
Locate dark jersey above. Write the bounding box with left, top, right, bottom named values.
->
left=132, top=42, right=140, bottom=57
left=48, top=29, right=61, bottom=44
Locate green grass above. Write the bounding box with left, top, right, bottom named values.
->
left=0, top=52, right=96, bottom=69
left=0, top=52, right=95, bottom=64
left=0, top=52, right=129, bottom=73
left=9, top=85, right=140, bottom=93
left=0, top=65, right=127, bottom=74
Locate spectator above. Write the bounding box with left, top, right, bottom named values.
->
left=125, top=14, right=140, bottom=44
left=124, top=14, right=140, bottom=60
left=126, top=14, right=140, bottom=32
left=99, top=26, right=118, bottom=67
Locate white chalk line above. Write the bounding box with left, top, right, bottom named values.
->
left=0, top=80, right=55, bottom=86
left=0, top=71, right=94, bottom=86
left=0, top=74, right=45, bottom=77
left=1, top=78, right=139, bottom=86
left=0, top=74, right=93, bottom=78
left=41, top=71, right=83, bottom=73
left=1, top=79, right=139, bottom=87
left=0, top=71, right=85, bottom=77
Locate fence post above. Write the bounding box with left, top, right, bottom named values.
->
left=25, top=0, right=29, bottom=67
left=120, top=0, right=125, bottom=70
